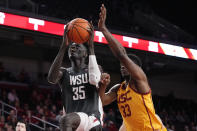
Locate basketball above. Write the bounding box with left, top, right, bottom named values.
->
left=67, top=18, right=91, bottom=44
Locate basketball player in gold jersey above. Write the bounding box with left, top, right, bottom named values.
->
left=98, top=4, right=167, bottom=131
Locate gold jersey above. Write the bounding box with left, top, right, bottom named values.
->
left=117, top=81, right=167, bottom=131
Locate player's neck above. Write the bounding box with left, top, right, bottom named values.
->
left=71, top=60, right=86, bottom=72
left=123, top=81, right=129, bottom=89
left=123, top=75, right=130, bottom=82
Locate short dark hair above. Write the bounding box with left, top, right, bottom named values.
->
left=127, top=54, right=142, bottom=67
left=16, top=119, right=31, bottom=131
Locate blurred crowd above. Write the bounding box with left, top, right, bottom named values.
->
left=0, top=62, right=30, bottom=84
left=1, top=61, right=197, bottom=131
left=0, top=87, right=62, bottom=131
left=153, top=95, right=197, bottom=131
left=0, top=62, right=48, bottom=85
left=1, top=81, right=197, bottom=131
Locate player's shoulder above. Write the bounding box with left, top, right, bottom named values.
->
left=60, top=67, right=71, bottom=72
left=60, top=67, right=73, bottom=76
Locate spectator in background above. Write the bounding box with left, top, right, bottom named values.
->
left=8, top=89, right=19, bottom=105
left=0, top=116, right=5, bottom=128
left=102, top=122, right=109, bottom=131
left=35, top=105, right=41, bottom=115
left=0, top=89, right=8, bottom=103
left=5, top=123, right=14, bottom=131
left=49, top=105, right=58, bottom=123
left=176, top=111, right=185, bottom=123
left=51, top=104, right=57, bottom=115
left=168, top=125, right=175, bottom=131
left=184, top=125, right=189, bottom=131
left=38, top=107, right=44, bottom=117
left=190, top=122, right=197, bottom=131
left=105, top=120, right=118, bottom=131
left=15, top=119, right=30, bottom=131
left=55, top=110, right=63, bottom=123
left=26, top=110, right=32, bottom=123
left=15, top=100, right=24, bottom=117
left=7, top=110, right=16, bottom=122
left=106, top=108, right=116, bottom=124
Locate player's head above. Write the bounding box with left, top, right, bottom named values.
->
left=16, top=119, right=31, bottom=131
left=68, top=43, right=87, bottom=61
left=120, top=54, right=142, bottom=78
left=15, top=120, right=27, bottom=131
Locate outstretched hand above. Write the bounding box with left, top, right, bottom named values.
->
left=98, top=4, right=107, bottom=31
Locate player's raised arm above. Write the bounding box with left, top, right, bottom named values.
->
left=88, top=22, right=101, bottom=86
left=98, top=4, right=149, bottom=94
left=47, top=25, right=70, bottom=84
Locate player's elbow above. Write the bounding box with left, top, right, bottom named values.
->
left=47, top=75, right=58, bottom=84
left=102, top=100, right=109, bottom=106
left=116, top=52, right=128, bottom=63
left=102, top=98, right=112, bottom=106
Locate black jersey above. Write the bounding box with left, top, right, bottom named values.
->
left=59, top=67, right=102, bottom=119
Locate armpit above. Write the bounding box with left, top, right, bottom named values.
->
left=109, top=84, right=121, bottom=93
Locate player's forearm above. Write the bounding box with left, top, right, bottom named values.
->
left=101, top=27, right=127, bottom=59
left=48, top=42, right=67, bottom=84
left=102, top=28, right=146, bottom=81
left=98, top=85, right=111, bottom=106
left=99, top=90, right=116, bottom=106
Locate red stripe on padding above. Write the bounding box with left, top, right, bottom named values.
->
left=94, top=119, right=98, bottom=123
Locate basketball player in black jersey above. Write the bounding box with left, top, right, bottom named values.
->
left=48, top=23, right=103, bottom=131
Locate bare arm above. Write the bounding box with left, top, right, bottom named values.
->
left=88, top=22, right=101, bottom=86
left=87, top=21, right=95, bottom=55
left=47, top=25, right=70, bottom=84
left=98, top=73, right=119, bottom=106
left=98, top=4, right=149, bottom=94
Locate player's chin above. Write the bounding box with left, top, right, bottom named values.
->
left=70, top=53, right=77, bottom=58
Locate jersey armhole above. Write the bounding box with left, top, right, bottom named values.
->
left=58, top=67, right=68, bottom=85
left=130, top=85, right=151, bottom=95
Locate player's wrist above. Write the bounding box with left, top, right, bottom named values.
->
left=89, top=55, right=96, bottom=59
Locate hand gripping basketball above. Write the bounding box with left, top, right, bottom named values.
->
left=67, top=18, right=91, bottom=44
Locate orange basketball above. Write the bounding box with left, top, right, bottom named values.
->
left=67, top=18, right=91, bottom=44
